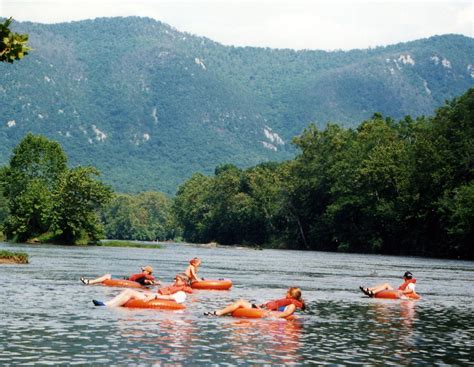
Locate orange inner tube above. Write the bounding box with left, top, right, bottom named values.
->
left=374, top=290, right=421, bottom=300
left=102, top=279, right=143, bottom=288
left=231, top=307, right=294, bottom=321
left=123, top=298, right=186, bottom=310
left=191, top=279, right=233, bottom=290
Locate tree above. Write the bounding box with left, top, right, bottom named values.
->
left=438, top=181, right=474, bottom=258
left=0, top=18, right=30, bottom=63
left=206, top=165, right=259, bottom=245
left=416, top=88, right=474, bottom=257
left=0, top=167, right=10, bottom=230
left=50, top=167, right=113, bottom=244
left=102, top=192, right=175, bottom=241
left=101, top=194, right=136, bottom=240
left=3, top=134, right=67, bottom=241
left=243, top=162, right=286, bottom=245
left=172, top=173, right=214, bottom=243
left=289, top=123, right=354, bottom=250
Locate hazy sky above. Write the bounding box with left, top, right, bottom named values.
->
left=1, top=0, right=473, bottom=50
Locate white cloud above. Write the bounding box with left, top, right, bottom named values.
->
left=2, top=0, right=473, bottom=50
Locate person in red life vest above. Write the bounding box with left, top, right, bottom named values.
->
left=80, top=265, right=159, bottom=286
left=204, top=287, right=306, bottom=318
left=157, top=274, right=193, bottom=296
left=178, top=257, right=203, bottom=285
left=92, top=274, right=190, bottom=307
left=360, top=271, right=417, bottom=298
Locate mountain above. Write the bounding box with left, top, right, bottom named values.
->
left=1, top=17, right=473, bottom=193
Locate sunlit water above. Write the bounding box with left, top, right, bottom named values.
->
left=0, top=242, right=473, bottom=365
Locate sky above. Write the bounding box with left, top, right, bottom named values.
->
left=1, top=0, right=473, bottom=50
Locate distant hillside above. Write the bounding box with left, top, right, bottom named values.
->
left=1, top=17, right=473, bottom=193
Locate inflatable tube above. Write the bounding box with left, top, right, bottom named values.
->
left=374, top=290, right=421, bottom=300
left=232, top=308, right=267, bottom=318
left=231, top=308, right=295, bottom=321
left=191, top=279, right=232, bottom=290
left=123, top=298, right=186, bottom=310
left=102, top=279, right=144, bottom=288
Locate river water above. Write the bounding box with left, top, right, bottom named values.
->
left=0, top=242, right=472, bottom=365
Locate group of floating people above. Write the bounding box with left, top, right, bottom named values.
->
left=80, top=257, right=419, bottom=319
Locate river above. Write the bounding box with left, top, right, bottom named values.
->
left=0, top=242, right=472, bottom=365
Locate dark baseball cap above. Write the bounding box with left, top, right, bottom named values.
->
left=403, top=271, right=413, bottom=279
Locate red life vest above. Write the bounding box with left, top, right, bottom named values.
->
left=128, top=273, right=155, bottom=283
left=264, top=298, right=303, bottom=311
left=398, top=278, right=416, bottom=291
left=158, top=284, right=193, bottom=295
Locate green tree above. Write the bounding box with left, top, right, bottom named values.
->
left=173, top=173, right=214, bottom=243
left=102, top=192, right=175, bottom=241
left=3, top=134, right=67, bottom=241
left=438, top=181, right=474, bottom=258
left=243, top=162, right=284, bottom=244
left=208, top=165, right=260, bottom=245
left=50, top=167, right=113, bottom=244
left=135, top=192, right=174, bottom=240
left=332, top=116, right=412, bottom=253
left=414, top=88, right=474, bottom=257
left=290, top=123, right=354, bottom=250
left=0, top=18, right=30, bottom=63
left=0, top=167, right=10, bottom=232
left=101, top=194, right=136, bottom=240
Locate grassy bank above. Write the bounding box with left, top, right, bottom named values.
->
left=0, top=250, right=29, bottom=264
left=98, top=240, right=163, bottom=249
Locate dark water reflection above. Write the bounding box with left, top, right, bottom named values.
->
left=0, top=242, right=473, bottom=365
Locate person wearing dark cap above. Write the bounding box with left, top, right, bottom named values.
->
left=80, top=265, right=159, bottom=286
left=360, top=271, right=417, bottom=298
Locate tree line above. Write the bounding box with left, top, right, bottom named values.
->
left=172, top=88, right=474, bottom=259
left=0, top=89, right=472, bottom=258
left=1, top=18, right=471, bottom=258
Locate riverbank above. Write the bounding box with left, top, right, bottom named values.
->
left=98, top=240, right=163, bottom=249
left=0, top=250, right=29, bottom=264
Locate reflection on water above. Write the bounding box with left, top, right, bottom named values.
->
left=0, top=242, right=473, bottom=365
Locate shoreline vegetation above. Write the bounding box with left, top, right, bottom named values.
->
left=97, top=240, right=163, bottom=249
left=1, top=90, right=473, bottom=260
left=0, top=250, right=29, bottom=264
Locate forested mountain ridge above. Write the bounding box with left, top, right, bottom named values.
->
left=1, top=17, right=473, bottom=193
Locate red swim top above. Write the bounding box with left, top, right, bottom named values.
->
left=264, top=298, right=303, bottom=311
left=158, top=284, right=193, bottom=295
left=398, top=278, right=416, bottom=291
left=128, top=273, right=155, bottom=282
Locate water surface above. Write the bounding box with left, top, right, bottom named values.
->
left=0, top=242, right=473, bottom=365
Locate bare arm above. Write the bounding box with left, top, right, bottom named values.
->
left=189, top=266, right=202, bottom=282
left=401, top=285, right=415, bottom=295
left=269, top=304, right=296, bottom=319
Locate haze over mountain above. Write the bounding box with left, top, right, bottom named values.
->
left=1, top=17, right=473, bottom=193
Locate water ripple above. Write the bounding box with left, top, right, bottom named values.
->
left=0, top=242, right=473, bottom=365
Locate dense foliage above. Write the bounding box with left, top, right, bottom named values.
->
left=101, top=191, right=176, bottom=241
left=0, top=17, right=472, bottom=193
left=0, top=18, right=30, bottom=63
left=1, top=134, right=112, bottom=244
left=173, top=89, right=474, bottom=259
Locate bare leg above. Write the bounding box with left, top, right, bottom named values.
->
left=215, top=299, right=253, bottom=316
left=83, top=274, right=112, bottom=285
left=368, top=283, right=394, bottom=294
left=105, top=289, right=154, bottom=307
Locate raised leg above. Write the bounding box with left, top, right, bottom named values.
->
left=105, top=289, right=153, bottom=307
left=368, top=283, right=394, bottom=294
left=215, top=299, right=253, bottom=316
left=85, top=273, right=112, bottom=285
